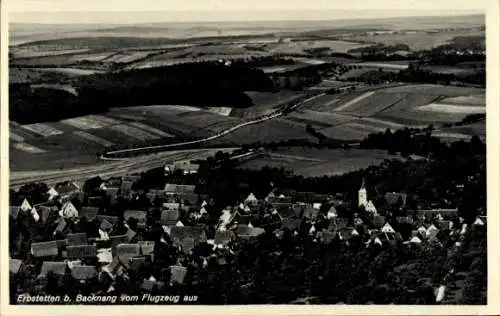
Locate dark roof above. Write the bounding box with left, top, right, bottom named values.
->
left=415, top=209, right=458, bottom=218
left=124, top=210, right=147, bottom=226
left=71, top=266, right=97, bottom=280
left=139, top=241, right=155, bottom=256
left=10, top=206, right=20, bottom=219
left=237, top=227, right=265, bottom=239
left=163, top=202, right=180, bottom=210
left=384, top=192, right=407, bottom=208
left=170, top=265, right=188, bottom=284
left=372, top=215, right=386, bottom=228
left=126, top=229, right=137, bottom=243
left=80, top=207, right=98, bottom=221
left=39, top=205, right=58, bottom=223
left=110, top=234, right=129, bottom=256
left=100, top=219, right=114, bottom=231
left=229, top=211, right=253, bottom=225
left=164, top=184, right=196, bottom=194
left=396, top=216, right=414, bottom=224
left=67, top=233, right=88, bottom=246
left=97, top=215, right=119, bottom=224
left=31, top=241, right=58, bottom=258
left=277, top=207, right=296, bottom=220
left=160, top=209, right=180, bottom=226
left=282, top=218, right=302, bottom=231
left=179, top=237, right=196, bottom=253
left=54, top=182, right=80, bottom=195
left=321, top=231, right=336, bottom=244
left=10, top=259, right=23, bottom=274
left=141, top=279, right=165, bottom=292
left=214, top=230, right=235, bottom=246
left=438, top=220, right=453, bottom=230
left=328, top=218, right=348, bottom=231
left=268, top=196, right=293, bottom=205
left=129, top=256, right=147, bottom=271
left=66, top=245, right=97, bottom=259
left=39, top=261, right=67, bottom=277
left=294, top=192, right=315, bottom=203
left=301, top=205, right=319, bottom=219
left=170, top=226, right=207, bottom=244
left=123, top=175, right=140, bottom=183
left=120, top=181, right=134, bottom=193
left=116, top=244, right=141, bottom=264
left=179, top=193, right=199, bottom=205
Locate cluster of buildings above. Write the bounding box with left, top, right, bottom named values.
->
left=9, top=166, right=486, bottom=302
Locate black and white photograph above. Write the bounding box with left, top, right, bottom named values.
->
left=3, top=0, right=497, bottom=311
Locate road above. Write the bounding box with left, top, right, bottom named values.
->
left=10, top=148, right=237, bottom=189
left=102, top=93, right=327, bottom=159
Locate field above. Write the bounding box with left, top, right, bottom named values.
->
left=341, top=29, right=485, bottom=51
left=237, top=147, right=399, bottom=176
left=278, top=83, right=485, bottom=140
left=9, top=105, right=240, bottom=171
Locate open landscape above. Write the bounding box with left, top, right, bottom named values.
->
left=7, top=8, right=487, bottom=307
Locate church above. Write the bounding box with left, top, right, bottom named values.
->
left=358, top=179, right=378, bottom=215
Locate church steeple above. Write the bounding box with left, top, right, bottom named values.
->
left=358, top=178, right=368, bottom=207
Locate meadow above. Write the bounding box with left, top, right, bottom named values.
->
left=237, top=148, right=398, bottom=177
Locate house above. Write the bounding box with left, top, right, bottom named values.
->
left=163, top=202, right=180, bottom=211
left=124, top=210, right=147, bottom=228
left=169, top=226, right=207, bottom=245
left=39, top=261, right=67, bottom=278
left=50, top=182, right=81, bottom=202
left=31, top=241, right=59, bottom=258
left=70, top=266, right=97, bottom=281
left=282, top=218, right=302, bottom=232
left=10, top=259, right=23, bottom=274
left=365, top=200, right=377, bottom=214
left=415, top=208, right=458, bottom=219
left=473, top=217, right=485, bottom=226
left=295, top=192, right=315, bottom=203
left=79, top=207, right=98, bottom=222
left=66, top=245, right=97, bottom=259
left=59, top=201, right=79, bottom=219
left=20, top=199, right=32, bottom=212
left=327, top=206, right=337, bottom=219
left=426, top=224, right=439, bottom=239
left=164, top=184, right=196, bottom=195
left=10, top=206, right=20, bottom=220
left=139, top=241, right=155, bottom=259
left=116, top=244, right=141, bottom=265
left=67, top=233, right=88, bottom=246
left=170, top=265, right=188, bottom=285
left=328, top=218, right=348, bottom=231
left=214, top=230, right=235, bottom=247
left=97, top=248, right=113, bottom=264
left=277, top=207, right=296, bottom=221
left=371, top=215, right=386, bottom=229
left=396, top=216, right=414, bottom=225
left=165, top=161, right=200, bottom=175
left=161, top=209, right=180, bottom=226
left=381, top=223, right=396, bottom=234
left=245, top=193, right=258, bottom=204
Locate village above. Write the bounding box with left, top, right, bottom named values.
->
left=8, top=155, right=487, bottom=305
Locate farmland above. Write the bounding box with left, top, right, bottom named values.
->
left=9, top=105, right=240, bottom=171
left=237, top=147, right=399, bottom=177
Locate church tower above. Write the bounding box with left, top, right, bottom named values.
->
left=358, top=178, right=368, bottom=208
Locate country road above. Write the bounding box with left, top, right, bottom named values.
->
left=10, top=148, right=237, bottom=189
left=102, top=92, right=327, bottom=159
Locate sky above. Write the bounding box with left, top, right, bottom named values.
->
left=6, top=0, right=487, bottom=24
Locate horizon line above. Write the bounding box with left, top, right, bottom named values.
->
left=9, top=12, right=485, bottom=25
